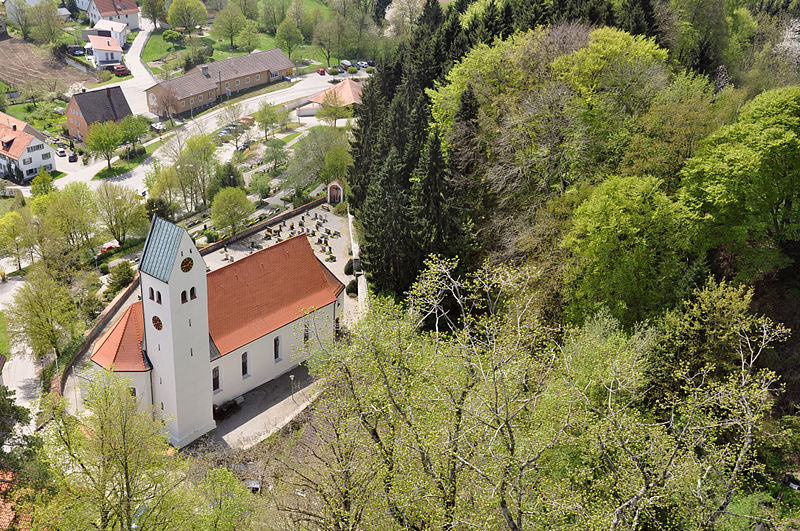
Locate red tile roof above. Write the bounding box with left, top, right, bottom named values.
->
left=88, top=34, right=122, bottom=52
left=0, top=125, right=33, bottom=162
left=308, top=78, right=363, bottom=106
left=207, top=235, right=344, bottom=355
left=93, top=236, right=345, bottom=369
left=91, top=301, right=148, bottom=371
left=0, top=112, right=45, bottom=141
left=91, top=0, right=139, bottom=16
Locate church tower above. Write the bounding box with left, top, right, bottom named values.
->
left=139, top=217, right=215, bottom=447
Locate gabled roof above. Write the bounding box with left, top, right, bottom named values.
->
left=88, top=34, right=122, bottom=52
left=0, top=125, right=33, bottom=162
left=94, top=19, right=127, bottom=32
left=90, top=0, right=139, bottom=16
left=139, top=216, right=185, bottom=283
left=90, top=301, right=149, bottom=372
left=308, top=78, right=363, bottom=106
left=207, top=235, right=345, bottom=355
left=0, top=112, right=46, bottom=142
left=71, top=86, right=132, bottom=126
left=150, top=49, right=293, bottom=99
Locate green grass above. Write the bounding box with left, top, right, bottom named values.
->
left=88, top=74, right=134, bottom=88
left=50, top=170, right=66, bottom=181
left=0, top=80, right=13, bottom=93
left=5, top=102, right=67, bottom=135
left=0, top=312, right=8, bottom=360
left=0, top=197, right=14, bottom=217
left=142, top=31, right=178, bottom=64
left=280, top=132, right=301, bottom=144
left=94, top=139, right=166, bottom=179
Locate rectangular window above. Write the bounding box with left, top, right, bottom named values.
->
left=242, top=352, right=248, bottom=377
left=209, top=91, right=214, bottom=99
left=255, top=74, right=260, bottom=81
left=274, top=336, right=281, bottom=361
left=212, top=366, right=220, bottom=392
left=130, top=387, right=136, bottom=397
left=190, top=97, right=194, bottom=104
left=42, top=153, right=51, bottom=160
left=22, top=158, right=31, bottom=165
left=270, top=71, right=278, bottom=79
left=245, top=76, right=250, bottom=83
left=198, top=94, right=203, bottom=102
left=235, top=79, right=240, bottom=86
left=182, top=101, right=186, bottom=108
left=225, top=82, right=230, bottom=89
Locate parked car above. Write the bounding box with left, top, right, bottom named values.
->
left=238, top=140, right=251, bottom=151
left=336, top=65, right=345, bottom=73
left=367, top=60, right=375, bottom=66
left=68, top=153, right=77, bottom=162
left=55, top=148, right=66, bottom=157
left=70, top=48, right=85, bottom=56
left=317, top=68, right=326, bottom=75
left=357, top=61, right=369, bottom=69
left=340, top=59, right=352, bottom=69
left=101, top=242, right=120, bottom=253
left=113, top=65, right=131, bottom=76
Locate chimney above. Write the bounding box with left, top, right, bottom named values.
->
left=82, top=87, right=86, bottom=93
left=11, top=124, right=16, bottom=131
left=201, top=65, right=209, bottom=77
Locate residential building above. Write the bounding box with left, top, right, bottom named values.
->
left=82, top=19, right=128, bottom=49
left=67, top=86, right=132, bottom=140
left=0, top=123, right=55, bottom=181
left=87, top=34, right=123, bottom=67
left=57, top=6, right=72, bottom=20
left=87, top=0, right=139, bottom=30
left=76, top=0, right=90, bottom=11
left=0, top=111, right=47, bottom=142
left=297, top=78, right=364, bottom=117
left=145, top=49, right=293, bottom=117
left=90, top=217, right=345, bottom=447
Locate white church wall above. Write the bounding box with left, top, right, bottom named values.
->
left=115, top=370, right=152, bottom=405
left=210, top=299, right=339, bottom=405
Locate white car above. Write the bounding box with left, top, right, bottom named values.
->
left=55, top=148, right=66, bottom=157
left=357, top=61, right=369, bottom=69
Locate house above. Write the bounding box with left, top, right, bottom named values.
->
left=145, top=49, right=293, bottom=117
left=0, top=111, right=47, bottom=142
left=57, top=6, right=72, bottom=20
left=76, top=0, right=91, bottom=11
left=82, top=19, right=128, bottom=49
left=0, top=123, right=55, bottom=181
left=87, top=0, right=139, bottom=30
left=86, top=34, right=123, bottom=67
left=67, top=86, right=132, bottom=140
left=90, top=217, right=345, bottom=447
left=297, top=78, right=364, bottom=117
left=327, top=180, right=344, bottom=205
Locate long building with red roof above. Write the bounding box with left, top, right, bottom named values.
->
left=90, top=217, right=344, bottom=447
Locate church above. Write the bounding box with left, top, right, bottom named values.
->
left=90, top=217, right=345, bottom=447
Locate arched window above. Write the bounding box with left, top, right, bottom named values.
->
left=190, top=287, right=197, bottom=300
left=148, top=287, right=154, bottom=300
left=181, top=290, right=187, bottom=304
left=156, top=291, right=162, bottom=304
left=273, top=337, right=281, bottom=361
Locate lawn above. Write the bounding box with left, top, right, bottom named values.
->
left=0, top=311, right=8, bottom=360
left=88, top=74, right=134, bottom=88
left=0, top=197, right=14, bottom=217
left=142, top=30, right=176, bottom=64
left=5, top=102, right=67, bottom=135
left=280, top=132, right=301, bottom=144
left=0, top=80, right=13, bottom=93
left=94, top=138, right=166, bottom=179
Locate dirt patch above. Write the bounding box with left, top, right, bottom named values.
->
left=0, top=36, right=95, bottom=90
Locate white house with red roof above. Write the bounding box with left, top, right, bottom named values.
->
left=87, top=0, right=139, bottom=30
left=90, top=217, right=345, bottom=447
left=86, top=34, right=123, bottom=66
left=0, top=120, right=55, bottom=182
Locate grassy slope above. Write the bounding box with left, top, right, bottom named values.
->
left=0, top=197, right=14, bottom=217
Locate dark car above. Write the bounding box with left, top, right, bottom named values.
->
left=68, top=153, right=77, bottom=162
left=113, top=65, right=131, bottom=76
left=70, top=48, right=85, bottom=56
left=367, top=60, right=375, bottom=66
left=336, top=65, right=345, bottom=73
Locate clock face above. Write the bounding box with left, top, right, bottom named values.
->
left=152, top=316, right=163, bottom=330
left=181, top=257, right=194, bottom=272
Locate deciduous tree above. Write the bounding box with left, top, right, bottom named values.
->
left=316, top=90, right=353, bottom=128
left=95, top=182, right=147, bottom=245
left=141, top=0, right=166, bottom=28
left=167, top=0, right=208, bottom=33
left=211, top=187, right=254, bottom=236
left=236, top=20, right=261, bottom=52
left=212, top=3, right=246, bottom=49
left=86, top=121, right=122, bottom=170
left=276, top=17, right=303, bottom=61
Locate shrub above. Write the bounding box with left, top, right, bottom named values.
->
left=327, top=67, right=338, bottom=75
left=162, top=30, right=183, bottom=44
left=347, top=66, right=357, bottom=74
left=333, top=200, right=348, bottom=216
left=99, top=262, right=109, bottom=275
left=25, top=103, right=33, bottom=112
left=77, top=147, right=84, bottom=155
left=98, top=70, right=113, bottom=82
left=346, top=278, right=357, bottom=296
left=204, top=230, right=219, bottom=243
left=344, top=258, right=353, bottom=276
left=365, top=66, right=374, bottom=74
left=106, top=260, right=135, bottom=298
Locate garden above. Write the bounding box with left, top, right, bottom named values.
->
left=5, top=101, right=67, bottom=135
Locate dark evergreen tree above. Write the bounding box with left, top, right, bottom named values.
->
left=614, top=0, right=656, bottom=36
left=551, top=0, right=613, bottom=25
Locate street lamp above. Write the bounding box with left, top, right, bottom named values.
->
left=289, top=373, right=295, bottom=403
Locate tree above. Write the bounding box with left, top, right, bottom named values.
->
left=6, top=0, right=32, bottom=40
left=30, top=168, right=54, bottom=197
left=217, top=102, right=247, bottom=149
left=236, top=20, right=261, bottom=53
left=211, top=187, right=254, bottom=236
left=320, top=142, right=352, bottom=182
left=141, top=0, right=166, bottom=28
left=177, top=133, right=217, bottom=208
left=232, top=0, right=258, bottom=20
left=0, top=210, right=34, bottom=271
left=275, top=17, right=303, bottom=61
left=563, top=175, right=700, bottom=327
left=207, top=162, right=244, bottom=201
left=119, top=115, right=150, bottom=153
left=29, top=1, right=63, bottom=44
left=259, top=0, right=290, bottom=33
left=254, top=100, right=278, bottom=139
left=263, top=138, right=287, bottom=172
left=167, top=0, right=208, bottom=33
left=7, top=267, right=78, bottom=358
left=36, top=372, right=193, bottom=529
left=38, top=183, right=98, bottom=264
left=95, top=182, right=147, bottom=245
left=284, top=126, right=348, bottom=191
left=197, top=469, right=253, bottom=530
left=0, top=387, right=32, bottom=472
left=105, top=260, right=135, bottom=298
left=86, top=121, right=121, bottom=170
left=212, top=3, right=246, bottom=49
left=313, top=18, right=337, bottom=67
left=316, top=90, right=353, bottom=128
